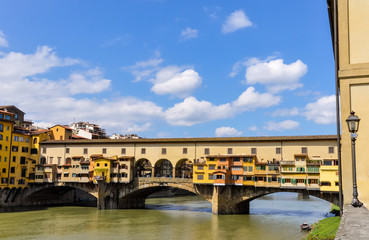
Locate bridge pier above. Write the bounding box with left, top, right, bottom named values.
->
left=212, top=185, right=249, bottom=215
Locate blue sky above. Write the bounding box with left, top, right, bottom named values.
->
left=0, top=0, right=336, bottom=138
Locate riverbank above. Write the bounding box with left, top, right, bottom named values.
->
left=305, top=216, right=340, bottom=240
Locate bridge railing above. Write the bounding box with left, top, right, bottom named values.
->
left=138, top=177, right=193, bottom=184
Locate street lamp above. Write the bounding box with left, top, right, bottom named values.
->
left=346, top=111, right=363, bottom=207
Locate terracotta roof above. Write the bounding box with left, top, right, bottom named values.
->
left=50, top=125, right=73, bottom=130
left=72, top=135, right=88, bottom=139
left=294, top=154, right=308, bottom=157
left=0, top=109, right=15, bottom=115
left=118, top=156, right=134, bottom=159
left=206, top=154, right=256, bottom=158
left=0, top=105, right=24, bottom=113
left=90, top=154, right=103, bottom=158
left=72, top=156, right=83, bottom=159
left=40, top=135, right=338, bottom=145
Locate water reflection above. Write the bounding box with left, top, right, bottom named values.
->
left=0, top=192, right=331, bottom=240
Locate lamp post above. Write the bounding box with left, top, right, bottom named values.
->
left=346, top=111, right=363, bottom=207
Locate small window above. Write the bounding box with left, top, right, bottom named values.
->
left=183, top=148, right=187, bottom=154
left=276, top=147, right=281, bottom=154
left=141, top=148, right=146, bottom=154
left=121, top=148, right=126, bottom=155
left=42, top=147, right=46, bottom=154
left=12, top=146, right=18, bottom=152
left=251, top=148, right=257, bottom=155
left=33, top=138, right=38, bottom=144
left=102, top=148, right=107, bottom=154
left=301, top=147, right=307, bottom=154
left=161, top=148, right=166, bottom=155
left=2, top=168, right=6, bottom=173
left=83, top=148, right=88, bottom=154
left=204, top=148, right=210, bottom=155
left=14, top=136, right=18, bottom=142
left=97, top=163, right=100, bottom=167
left=0, top=134, right=2, bottom=140
left=104, top=163, right=108, bottom=167
left=227, top=148, right=232, bottom=154
left=329, top=147, right=334, bottom=154
left=197, top=175, right=204, bottom=180
left=66, top=148, right=70, bottom=154
left=10, top=167, right=15, bottom=173
left=197, top=166, right=204, bottom=170
left=12, top=156, right=16, bottom=162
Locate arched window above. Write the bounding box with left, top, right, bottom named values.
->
left=0, top=144, right=2, bottom=150
left=0, top=124, right=3, bottom=132
left=33, top=138, right=38, bottom=144
left=0, top=134, right=2, bottom=140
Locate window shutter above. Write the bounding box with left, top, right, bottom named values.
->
left=282, top=178, right=285, bottom=183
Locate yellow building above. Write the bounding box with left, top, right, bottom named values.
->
left=50, top=125, right=73, bottom=141
left=242, top=155, right=255, bottom=186
left=328, top=0, right=369, bottom=207
left=93, top=157, right=115, bottom=183
left=320, top=159, right=339, bottom=192
left=0, top=110, right=15, bottom=188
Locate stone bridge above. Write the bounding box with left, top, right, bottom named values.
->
left=0, top=178, right=339, bottom=215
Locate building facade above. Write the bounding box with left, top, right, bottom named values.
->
left=37, top=135, right=339, bottom=192
left=328, top=0, right=369, bottom=207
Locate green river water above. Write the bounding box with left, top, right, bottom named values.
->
left=0, top=192, right=333, bottom=240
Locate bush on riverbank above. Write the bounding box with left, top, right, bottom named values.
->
left=305, top=216, right=340, bottom=240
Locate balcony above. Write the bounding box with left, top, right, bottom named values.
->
left=280, top=161, right=295, bottom=165
left=307, top=160, right=321, bottom=166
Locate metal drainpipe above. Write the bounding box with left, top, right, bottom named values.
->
left=332, top=0, right=344, bottom=214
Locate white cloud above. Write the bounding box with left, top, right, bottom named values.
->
left=0, top=45, right=165, bottom=135
left=215, top=127, right=242, bottom=137
left=0, top=31, right=8, bottom=47
left=263, top=120, right=300, bottom=131
left=304, top=95, right=336, bottom=124
left=165, top=97, right=233, bottom=126
left=245, top=59, right=307, bottom=93
left=65, top=68, right=111, bottom=94
left=125, top=123, right=152, bottom=133
left=271, top=107, right=299, bottom=117
left=222, top=10, right=252, bottom=33
left=0, top=46, right=78, bottom=80
left=165, top=87, right=281, bottom=126
left=180, top=27, right=198, bottom=41
left=122, top=54, right=163, bottom=82
left=150, top=66, right=202, bottom=98
left=232, top=87, right=281, bottom=111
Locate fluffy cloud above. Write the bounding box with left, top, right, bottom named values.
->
left=122, top=53, right=163, bottom=82
left=0, top=45, right=165, bottom=134
left=65, top=68, right=111, bottom=94
left=180, top=27, right=198, bottom=41
left=165, top=97, right=233, bottom=126
left=245, top=59, right=307, bottom=93
left=165, top=87, right=281, bottom=126
left=215, top=127, right=242, bottom=137
left=232, top=87, right=281, bottom=111
left=222, top=10, right=252, bottom=33
left=0, top=31, right=8, bottom=47
left=150, top=66, right=202, bottom=98
left=263, top=120, right=300, bottom=131
left=304, top=95, right=336, bottom=124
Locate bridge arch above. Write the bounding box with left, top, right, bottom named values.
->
left=154, top=159, right=173, bottom=177
left=24, top=184, right=97, bottom=206
left=135, top=158, right=153, bottom=177
left=175, top=158, right=193, bottom=178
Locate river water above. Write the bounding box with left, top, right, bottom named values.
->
left=0, top=192, right=333, bottom=240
